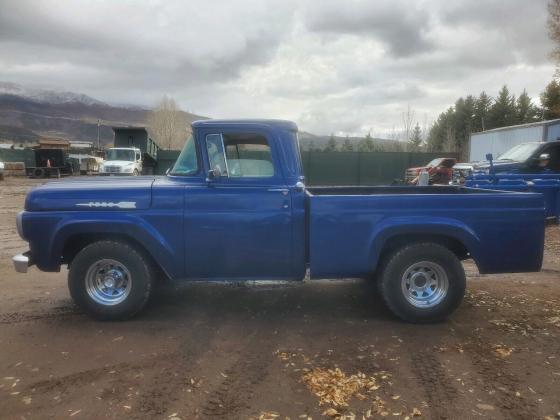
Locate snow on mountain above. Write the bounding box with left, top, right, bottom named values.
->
left=0, top=81, right=106, bottom=106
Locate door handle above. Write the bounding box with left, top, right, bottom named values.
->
left=268, top=188, right=289, bottom=196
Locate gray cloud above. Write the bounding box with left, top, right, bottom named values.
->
left=303, top=0, right=434, bottom=57
left=0, top=0, right=555, bottom=136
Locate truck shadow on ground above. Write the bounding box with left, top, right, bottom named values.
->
left=144, top=279, right=396, bottom=324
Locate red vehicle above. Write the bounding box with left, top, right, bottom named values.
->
left=406, top=157, right=457, bottom=185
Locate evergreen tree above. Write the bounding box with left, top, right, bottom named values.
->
left=452, top=95, right=476, bottom=157
left=325, top=133, right=338, bottom=152
left=408, top=123, right=423, bottom=151
left=474, top=91, right=492, bottom=132
left=341, top=135, right=354, bottom=151
left=358, top=132, right=375, bottom=152
left=427, top=108, right=455, bottom=152
left=516, top=89, right=540, bottom=123
left=488, top=85, right=517, bottom=128
left=541, top=79, right=560, bottom=120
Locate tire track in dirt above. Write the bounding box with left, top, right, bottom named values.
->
left=0, top=305, right=81, bottom=324
left=462, top=337, right=537, bottom=420
left=131, top=330, right=218, bottom=418
left=199, top=331, right=275, bottom=419
left=409, top=350, right=459, bottom=419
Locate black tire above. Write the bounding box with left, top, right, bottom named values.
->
left=68, top=240, right=155, bottom=321
left=33, top=168, right=45, bottom=178
left=378, top=242, right=466, bottom=323
left=133, top=169, right=139, bottom=176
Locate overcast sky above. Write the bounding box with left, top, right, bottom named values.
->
left=0, top=0, right=556, bottom=136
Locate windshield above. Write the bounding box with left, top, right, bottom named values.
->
left=426, top=158, right=443, bottom=167
left=170, top=135, right=198, bottom=175
left=497, top=143, right=542, bottom=162
left=106, top=149, right=135, bottom=162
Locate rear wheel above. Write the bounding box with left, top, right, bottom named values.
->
left=32, top=168, right=45, bottom=178
left=68, top=240, right=154, bottom=320
left=378, top=242, right=465, bottom=323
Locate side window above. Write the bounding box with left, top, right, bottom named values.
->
left=206, top=133, right=274, bottom=178
left=547, top=145, right=560, bottom=170
left=136, top=152, right=141, bottom=161
left=223, top=133, right=274, bottom=177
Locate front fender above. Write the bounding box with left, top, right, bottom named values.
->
left=368, top=216, right=481, bottom=268
left=25, top=211, right=183, bottom=279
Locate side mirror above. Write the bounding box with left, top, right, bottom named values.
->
left=532, top=153, right=550, bottom=166
left=485, top=153, right=493, bottom=161
left=206, top=167, right=221, bottom=182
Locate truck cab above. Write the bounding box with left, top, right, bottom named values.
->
left=99, top=147, right=143, bottom=175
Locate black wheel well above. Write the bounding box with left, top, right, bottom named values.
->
left=378, top=234, right=471, bottom=267
left=62, top=233, right=169, bottom=280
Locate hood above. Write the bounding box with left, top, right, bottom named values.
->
left=103, top=160, right=136, bottom=167
left=25, top=176, right=155, bottom=211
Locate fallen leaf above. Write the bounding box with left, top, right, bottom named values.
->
left=323, top=408, right=339, bottom=417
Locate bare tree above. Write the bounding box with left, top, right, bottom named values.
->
left=401, top=104, right=415, bottom=143
left=147, top=95, right=187, bottom=150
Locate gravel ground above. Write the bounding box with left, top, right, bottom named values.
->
left=0, top=176, right=559, bottom=420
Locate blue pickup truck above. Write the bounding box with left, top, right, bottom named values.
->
left=13, top=120, right=546, bottom=323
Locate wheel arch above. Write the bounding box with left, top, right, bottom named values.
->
left=50, top=218, right=180, bottom=280
left=61, top=232, right=170, bottom=281
left=370, top=219, right=481, bottom=273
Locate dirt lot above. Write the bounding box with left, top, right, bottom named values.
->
left=0, top=177, right=559, bottom=420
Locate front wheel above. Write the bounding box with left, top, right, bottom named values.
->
left=378, top=242, right=466, bottom=323
left=68, top=240, right=154, bottom=320
left=133, top=169, right=139, bottom=176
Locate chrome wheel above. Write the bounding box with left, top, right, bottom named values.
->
left=401, top=261, right=449, bottom=308
left=85, top=259, right=132, bottom=306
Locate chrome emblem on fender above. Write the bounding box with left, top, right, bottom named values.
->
left=75, top=201, right=137, bottom=209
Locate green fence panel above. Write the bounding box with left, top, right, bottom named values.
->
left=0, top=149, right=35, bottom=167
left=303, top=151, right=459, bottom=186
left=304, top=151, right=360, bottom=185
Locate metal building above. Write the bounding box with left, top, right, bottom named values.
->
left=469, top=119, right=560, bottom=161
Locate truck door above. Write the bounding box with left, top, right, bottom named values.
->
left=184, top=129, right=294, bottom=280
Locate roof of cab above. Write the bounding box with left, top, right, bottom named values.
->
left=192, top=119, right=298, bottom=131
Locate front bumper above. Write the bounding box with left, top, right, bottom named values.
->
left=99, top=172, right=135, bottom=176
left=12, top=252, right=33, bottom=273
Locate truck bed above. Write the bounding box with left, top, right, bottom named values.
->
left=306, top=186, right=545, bottom=278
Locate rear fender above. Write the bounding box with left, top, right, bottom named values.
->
left=369, top=216, right=481, bottom=268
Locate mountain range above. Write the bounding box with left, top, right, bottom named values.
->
left=0, top=81, right=396, bottom=150
left=0, top=82, right=206, bottom=146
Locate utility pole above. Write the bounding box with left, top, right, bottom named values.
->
left=97, top=119, right=100, bottom=150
